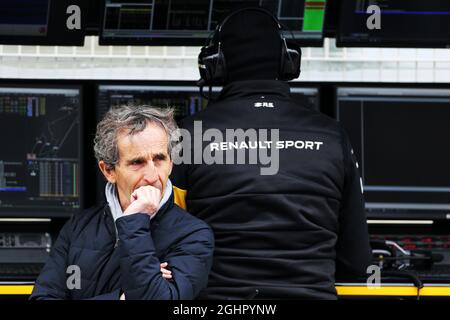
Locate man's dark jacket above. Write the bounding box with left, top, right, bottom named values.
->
left=30, top=193, right=214, bottom=300
left=171, top=80, right=372, bottom=299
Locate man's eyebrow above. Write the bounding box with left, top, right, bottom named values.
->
left=154, top=152, right=167, bottom=160
left=126, top=156, right=145, bottom=164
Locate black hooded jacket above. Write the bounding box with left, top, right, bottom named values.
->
left=171, top=80, right=372, bottom=299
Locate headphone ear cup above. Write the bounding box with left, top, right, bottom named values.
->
left=198, top=45, right=226, bottom=85
left=198, top=45, right=216, bottom=85
left=279, top=40, right=301, bottom=81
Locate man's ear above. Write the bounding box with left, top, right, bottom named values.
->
left=98, top=161, right=116, bottom=184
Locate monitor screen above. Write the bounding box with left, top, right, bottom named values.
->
left=0, top=0, right=86, bottom=46
left=96, top=84, right=216, bottom=122
left=100, top=0, right=327, bottom=46
left=0, top=85, right=82, bottom=217
left=0, top=0, right=50, bottom=37
left=337, top=0, right=450, bottom=48
left=336, top=87, right=450, bottom=219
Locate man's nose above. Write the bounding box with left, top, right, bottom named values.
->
left=143, top=162, right=158, bottom=184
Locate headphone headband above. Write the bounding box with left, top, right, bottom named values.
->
left=217, top=7, right=282, bottom=34
left=198, top=6, right=301, bottom=86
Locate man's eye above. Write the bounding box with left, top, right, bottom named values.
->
left=131, top=160, right=142, bottom=165
left=154, top=155, right=166, bottom=161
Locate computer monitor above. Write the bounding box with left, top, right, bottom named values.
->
left=96, top=84, right=219, bottom=122
left=336, top=87, right=450, bottom=220
left=0, top=84, right=83, bottom=217
left=0, top=0, right=86, bottom=46
left=337, top=0, right=450, bottom=48
left=100, top=0, right=327, bottom=46
left=0, top=0, right=50, bottom=38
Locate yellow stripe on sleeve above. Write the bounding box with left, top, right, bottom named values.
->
left=173, top=185, right=187, bottom=210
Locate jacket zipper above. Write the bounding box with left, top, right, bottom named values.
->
left=113, top=221, right=119, bottom=248
left=104, top=205, right=119, bottom=248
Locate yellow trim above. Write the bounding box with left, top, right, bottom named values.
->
left=173, top=185, right=187, bottom=210
left=1, top=285, right=450, bottom=296
left=0, top=285, right=33, bottom=295
left=420, top=287, right=450, bottom=296
left=336, top=286, right=450, bottom=296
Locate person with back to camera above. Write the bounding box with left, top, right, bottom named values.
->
left=171, top=7, right=372, bottom=300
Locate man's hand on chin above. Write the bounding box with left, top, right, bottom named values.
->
left=123, top=185, right=161, bottom=216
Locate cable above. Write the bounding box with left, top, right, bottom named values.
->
left=382, top=270, right=424, bottom=300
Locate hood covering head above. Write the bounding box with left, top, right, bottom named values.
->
left=218, top=8, right=283, bottom=84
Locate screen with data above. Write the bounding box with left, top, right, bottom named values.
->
left=100, top=0, right=327, bottom=45
left=0, top=85, right=82, bottom=217
left=96, top=84, right=216, bottom=121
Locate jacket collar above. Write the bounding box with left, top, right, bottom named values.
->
left=218, top=80, right=291, bottom=101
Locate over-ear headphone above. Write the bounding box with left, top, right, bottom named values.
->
left=198, top=7, right=302, bottom=86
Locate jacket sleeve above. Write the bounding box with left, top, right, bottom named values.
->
left=335, top=130, right=372, bottom=279
left=116, top=213, right=214, bottom=300
left=30, top=216, right=123, bottom=300
left=29, top=216, right=73, bottom=300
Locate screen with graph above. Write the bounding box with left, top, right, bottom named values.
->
left=0, top=85, right=82, bottom=217
left=100, top=0, right=327, bottom=46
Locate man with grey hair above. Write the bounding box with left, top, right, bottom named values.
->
left=30, top=105, right=214, bottom=300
